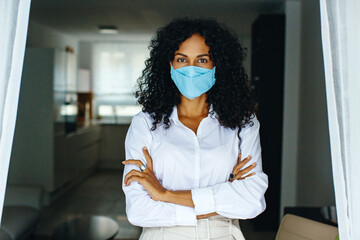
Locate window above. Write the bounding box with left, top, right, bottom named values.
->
left=92, top=42, right=149, bottom=119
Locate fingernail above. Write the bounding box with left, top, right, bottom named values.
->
left=248, top=155, right=252, bottom=158
left=252, top=163, right=257, bottom=166
left=143, top=146, right=147, bottom=150
left=122, top=161, right=125, bottom=164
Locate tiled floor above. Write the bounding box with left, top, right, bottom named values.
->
left=34, top=170, right=276, bottom=240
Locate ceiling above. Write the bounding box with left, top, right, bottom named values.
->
left=29, top=0, right=285, bottom=40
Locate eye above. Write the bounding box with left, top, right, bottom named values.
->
left=197, top=58, right=208, bottom=63
left=176, top=58, right=187, bottom=63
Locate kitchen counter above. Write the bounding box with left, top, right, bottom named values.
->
left=54, top=117, right=132, bottom=137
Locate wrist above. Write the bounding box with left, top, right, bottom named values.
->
left=160, top=189, right=194, bottom=208
left=162, top=189, right=172, bottom=202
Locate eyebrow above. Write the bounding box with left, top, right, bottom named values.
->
left=175, top=53, right=210, bottom=58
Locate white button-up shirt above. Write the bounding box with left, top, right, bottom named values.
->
left=122, top=104, right=268, bottom=227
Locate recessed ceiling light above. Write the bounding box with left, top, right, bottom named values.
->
left=98, top=25, right=119, bottom=34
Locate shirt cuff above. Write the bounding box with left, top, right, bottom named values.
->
left=175, top=204, right=197, bottom=226
left=191, top=187, right=216, bottom=215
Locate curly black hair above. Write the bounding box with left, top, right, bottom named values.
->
left=135, top=17, right=255, bottom=139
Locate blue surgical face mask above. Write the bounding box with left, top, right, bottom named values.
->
left=170, top=64, right=216, bottom=100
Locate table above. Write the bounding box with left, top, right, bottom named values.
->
left=52, top=215, right=119, bottom=240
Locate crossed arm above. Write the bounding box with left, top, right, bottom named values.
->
left=121, top=113, right=268, bottom=227
left=123, top=147, right=256, bottom=219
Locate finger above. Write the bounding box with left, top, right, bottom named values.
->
left=236, top=155, right=252, bottom=170
left=124, top=169, right=144, bottom=185
left=230, top=171, right=256, bottom=182
left=126, top=175, right=143, bottom=186
left=233, top=155, right=252, bottom=173
left=142, top=146, right=153, bottom=171
left=124, top=169, right=143, bottom=185
left=240, top=172, right=256, bottom=180
left=122, top=159, right=144, bottom=169
left=235, top=162, right=257, bottom=179
left=237, top=153, right=242, bottom=163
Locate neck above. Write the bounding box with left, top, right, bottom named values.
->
left=177, top=93, right=209, bottom=118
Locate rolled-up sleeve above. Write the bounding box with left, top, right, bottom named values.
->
left=191, top=115, right=268, bottom=219
left=122, top=112, right=197, bottom=227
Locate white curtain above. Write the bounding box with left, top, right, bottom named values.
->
left=319, top=0, right=360, bottom=239
left=0, top=0, right=31, bottom=224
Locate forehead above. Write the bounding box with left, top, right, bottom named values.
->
left=175, top=34, right=210, bottom=56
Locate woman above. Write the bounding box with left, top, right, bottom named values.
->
left=122, top=17, right=268, bottom=240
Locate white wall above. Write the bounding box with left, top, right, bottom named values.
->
left=296, top=0, right=334, bottom=206
left=281, top=0, right=301, bottom=218
left=8, top=49, right=55, bottom=191
left=78, top=41, right=92, bottom=69
left=280, top=0, right=335, bottom=222
left=26, top=20, right=78, bottom=54
left=9, top=20, right=80, bottom=186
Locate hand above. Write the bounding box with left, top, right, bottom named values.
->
left=122, top=147, right=167, bottom=201
left=229, top=153, right=257, bottom=182
left=197, top=212, right=219, bottom=220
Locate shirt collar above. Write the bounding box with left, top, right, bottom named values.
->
left=169, top=104, right=217, bottom=126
